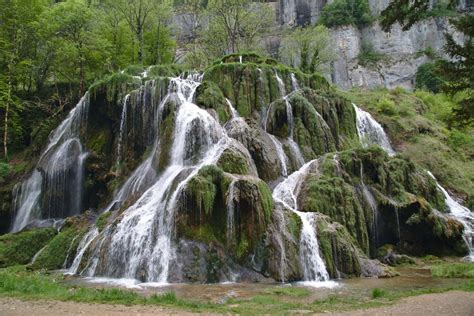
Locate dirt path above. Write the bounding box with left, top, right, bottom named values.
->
left=0, top=291, right=473, bottom=315
left=328, top=290, right=474, bottom=316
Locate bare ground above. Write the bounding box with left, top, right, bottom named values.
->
left=0, top=290, right=473, bottom=315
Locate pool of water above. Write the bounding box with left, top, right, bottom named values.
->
left=65, top=267, right=465, bottom=304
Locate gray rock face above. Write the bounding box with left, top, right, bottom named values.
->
left=277, top=0, right=463, bottom=90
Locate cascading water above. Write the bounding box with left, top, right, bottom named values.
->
left=116, top=94, right=130, bottom=171
left=11, top=94, right=90, bottom=232
left=72, top=73, right=236, bottom=284
left=226, top=178, right=237, bottom=243
left=67, top=228, right=99, bottom=274
left=353, top=103, right=395, bottom=156
left=291, top=73, right=300, bottom=91
left=427, top=171, right=474, bottom=261
left=226, top=98, right=239, bottom=119
left=272, top=160, right=332, bottom=285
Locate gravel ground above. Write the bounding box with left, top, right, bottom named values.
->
left=0, top=290, right=473, bottom=315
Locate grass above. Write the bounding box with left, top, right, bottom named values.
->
left=0, top=266, right=473, bottom=314
left=341, top=88, right=474, bottom=208
left=431, top=263, right=474, bottom=278
left=263, top=286, right=310, bottom=297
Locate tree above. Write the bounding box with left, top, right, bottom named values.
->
left=439, top=14, right=474, bottom=126
left=279, top=25, right=335, bottom=74
left=380, top=0, right=457, bottom=32
left=205, top=0, right=273, bottom=55
left=320, top=0, right=373, bottom=29
left=111, top=0, right=162, bottom=63
left=43, top=0, right=108, bottom=95
left=380, top=0, right=472, bottom=126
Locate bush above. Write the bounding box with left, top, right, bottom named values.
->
left=415, top=63, right=444, bottom=93
left=320, top=0, right=373, bottom=29
left=358, top=40, right=385, bottom=67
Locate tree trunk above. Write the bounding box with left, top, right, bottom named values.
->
left=137, top=26, right=144, bottom=63
left=3, top=75, right=11, bottom=159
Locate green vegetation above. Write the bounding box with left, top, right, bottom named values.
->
left=1, top=265, right=473, bottom=314
left=416, top=63, right=444, bottom=93
left=96, top=212, right=112, bottom=232
left=279, top=25, right=335, bottom=75
left=341, top=88, right=474, bottom=209
left=320, top=0, right=373, bottom=29
left=431, top=263, right=474, bottom=278
left=358, top=40, right=386, bottom=68
left=0, top=228, right=56, bottom=268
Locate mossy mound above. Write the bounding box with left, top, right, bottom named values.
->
left=316, top=215, right=363, bottom=278
left=298, top=147, right=467, bottom=258
left=177, top=166, right=273, bottom=264
left=203, top=62, right=329, bottom=119
left=30, top=216, right=91, bottom=270
left=0, top=228, right=56, bottom=268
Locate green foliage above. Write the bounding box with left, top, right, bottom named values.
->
left=358, top=40, right=385, bottom=68
left=320, top=0, right=373, bottom=29
left=431, top=263, right=474, bottom=278
left=279, top=25, right=335, bottom=75
left=342, top=88, right=474, bottom=203
left=0, top=228, right=56, bottom=268
left=96, top=211, right=112, bottom=232
left=182, top=0, right=273, bottom=67
left=416, top=63, right=444, bottom=93
left=381, top=0, right=457, bottom=31
left=31, top=225, right=85, bottom=270
left=372, top=288, right=387, bottom=298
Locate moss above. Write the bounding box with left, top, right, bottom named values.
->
left=31, top=217, right=90, bottom=270
left=96, top=211, right=112, bottom=232
left=195, top=81, right=231, bottom=123
left=316, top=216, right=362, bottom=278
left=236, top=236, right=250, bottom=260
left=0, top=228, right=57, bottom=268
left=217, top=149, right=249, bottom=175
left=89, top=73, right=141, bottom=102
left=147, top=64, right=185, bottom=78
left=257, top=181, right=273, bottom=221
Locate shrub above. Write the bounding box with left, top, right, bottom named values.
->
left=415, top=63, right=444, bottom=93
left=320, top=0, right=373, bottom=29
left=358, top=40, right=385, bottom=67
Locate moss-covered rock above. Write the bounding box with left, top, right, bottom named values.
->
left=225, top=118, right=283, bottom=181
left=177, top=167, right=273, bottom=264
left=296, top=148, right=466, bottom=259
left=0, top=228, right=56, bottom=268
left=316, top=215, right=362, bottom=278
left=30, top=216, right=91, bottom=270
left=196, top=81, right=231, bottom=123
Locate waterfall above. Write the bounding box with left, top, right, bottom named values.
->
left=239, top=56, right=243, bottom=64
left=353, top=104, right=395, bottom=156
left=226, top=178, right=237, bottom=243
left=116, top=94, right=130, bottom=171
left=11, top=171, right=42, bottom=232
left=11, top=94, right=90, bottom=232
left=71, top=73, right=236, bottom=284
left=67, top=228, right=99, bottom=274
left=427, top=171, right=474, bottom=261
left=225, top=98, right=239, bottom=119
left=361, top=184, right=379, bottom=251
left=275, top=72, right=286, bottom=96
left=272, top=160, right=331, bottom=284
left=291, top=73, right=300, bottom=91
left=268, top=134, right=289, bottom=177
left=287, top=138, right=305, bottom=169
